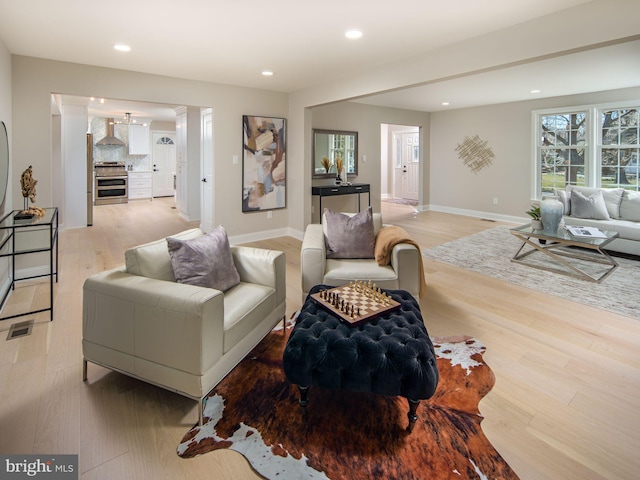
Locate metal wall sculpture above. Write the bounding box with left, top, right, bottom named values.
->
left=455, top=134, right=494, bottom=174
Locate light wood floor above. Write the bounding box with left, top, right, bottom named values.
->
left=0, top=197, right=638, bottom=480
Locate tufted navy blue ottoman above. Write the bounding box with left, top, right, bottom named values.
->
left=283, top=285, right=439, bottom=432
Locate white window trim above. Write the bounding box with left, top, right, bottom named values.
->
left=532, top=100, right=640, bottom=200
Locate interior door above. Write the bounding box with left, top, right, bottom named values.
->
left=392, top=130, right=419, bottom=201
left=403, top=133, right=419, bottom=201
left=393, top=134, right=403, bottom=198
left=152, top=132, right=176, bottom=197
left=200, top=109, right=214, bottom=233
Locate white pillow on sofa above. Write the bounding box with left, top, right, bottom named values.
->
left=554, top=188, right=571, bottom=215
left=567, top=186, right=623, bottom=219
left=570, top=189, right=610, bottom=220
left=620, top=190, right=640, bottom=222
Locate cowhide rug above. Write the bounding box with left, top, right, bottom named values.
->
left=178, top=326, right=519, bottom=480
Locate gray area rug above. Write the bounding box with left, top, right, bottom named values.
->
left=423, top=226, right=640, bottom=321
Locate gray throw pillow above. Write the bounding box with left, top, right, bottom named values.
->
left=569, top=186, right=623, bottom=219
left=570, top=189, right=610, bottom=220
left=325, top=207, right=375, bottom=259
left=167, top=225, right=240, bottom=291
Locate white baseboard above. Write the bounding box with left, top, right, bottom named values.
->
left=229, top=226, right=304, bottom=245
left=423, top=204, right=525, bottom=224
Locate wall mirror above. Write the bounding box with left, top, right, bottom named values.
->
left=312, top=129, right=358, bottom=179
left=0, top=122, right=8, bottom=206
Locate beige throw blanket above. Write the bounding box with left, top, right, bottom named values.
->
left=374, top=226, right=427, bottom=298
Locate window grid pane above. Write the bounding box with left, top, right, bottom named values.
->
left=600, top=109, right=639, bottom=191
left=539, top=112, right=587, bottom=194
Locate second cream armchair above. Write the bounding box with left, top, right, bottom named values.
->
left=300, top=211, right=424, bottom=302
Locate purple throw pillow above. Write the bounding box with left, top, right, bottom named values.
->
left=325, top=207, right=375, bottom=259
left=167, top=225, right=240, bottom=291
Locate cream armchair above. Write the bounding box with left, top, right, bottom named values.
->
left=82, top=228, right=286, bottom=425
left=300, top=212, right=423, bottom=302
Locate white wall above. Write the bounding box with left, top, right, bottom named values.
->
left=61, top=104, right=88, bottom=228
left=0, top=38, right=12, bottom=301
left=11, top=56, right=288, bottom=239
left=287, top=0, right=640, bottom=233
left=309, top=102, right=430, bottom=222
left=429, top=86, right=640, bottom=221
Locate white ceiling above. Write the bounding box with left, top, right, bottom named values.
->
left=352, top=39, right=640, bottom=113
left=2, top=0, right=640, bottom=120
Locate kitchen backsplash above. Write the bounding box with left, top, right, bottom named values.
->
left=91, top=117, right=151, bottom=171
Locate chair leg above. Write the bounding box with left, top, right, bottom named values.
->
left=407, top=399, right=420, bottom=433
left=82, top=359, right=88, bottom=381
left=198, top=398, right=204, bottom=426
left=298, top=385, right=309, bottom=417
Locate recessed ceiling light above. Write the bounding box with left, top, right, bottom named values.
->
left=262, top=70, right=274, bottom=76
left=113, top=44, right=131, bottom=52
left=441, top=102, right=450, bottom=106
left=530, top=89, right=541, bottom=94
left=345, top=30, right=363, bottom=39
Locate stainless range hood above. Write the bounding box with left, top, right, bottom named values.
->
left=96, top=118, right=125, bottom=146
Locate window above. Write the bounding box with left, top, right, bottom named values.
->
left=539, top=111, right=587, bottom=193
left=534, top=104, right=639, bottom=197
left=600, top=108, right=639, bottom=190
left=156, top=136, right=174, bottom=145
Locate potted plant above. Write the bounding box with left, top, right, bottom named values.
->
left=526, top=205, right=543, bottom=230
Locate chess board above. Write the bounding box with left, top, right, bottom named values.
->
left=310, top=282, right=401, bottom=327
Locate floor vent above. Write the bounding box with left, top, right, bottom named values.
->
left=6, top=320, right=34, bottom=340
left=481, top=218, right=497, bottom=222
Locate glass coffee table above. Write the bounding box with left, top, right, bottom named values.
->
left=510, top=224, right=619, bottom=283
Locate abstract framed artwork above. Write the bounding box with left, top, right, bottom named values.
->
left=242, top=115, right=286, bottom=212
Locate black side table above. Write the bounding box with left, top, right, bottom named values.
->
left=312, top=184, right=370, bottom=222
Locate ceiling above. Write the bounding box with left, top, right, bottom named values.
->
left=3, top=0, right=640, bottom=120
left=59, top=96, right=182, bottom=123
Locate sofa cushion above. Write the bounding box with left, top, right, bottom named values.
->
left=568, top=186, right=623, bottom=219
left=620, top=190, right=640, bottom=221
left=222, top=282, right=275, bottom=353
left=570, top=189, right=610, bottom=220
left=324, top=258, right=398, bottom=285
left=167, top=225, right=240, bottom=292
left=324, top=207, right=376, bottom=259
left=125, top=228, right=203, bottom=281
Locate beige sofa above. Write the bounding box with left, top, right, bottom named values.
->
left=300, top=212, right=423, bottom=301
left=556, top=187, right=640, bottom=256
left=82, top=228, right=286, bottom=425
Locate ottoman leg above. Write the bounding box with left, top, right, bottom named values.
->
left=298, top=385, right=310, bottom=416
left=407, top=399, right=420, bottom=432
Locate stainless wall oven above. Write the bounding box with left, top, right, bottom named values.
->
left=94, top=162, right=128, bottom=205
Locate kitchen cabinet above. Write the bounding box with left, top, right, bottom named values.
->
left=128, top=124, right=150, bottom=155
left=128, top=171, right=152, bottom=200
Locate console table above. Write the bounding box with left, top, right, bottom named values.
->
left=312, top=183, right=370, bottom=222
left=0, top=207, right=59, bottom=322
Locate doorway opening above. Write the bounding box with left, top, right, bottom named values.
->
left=380, top=124, right=420, bottom=206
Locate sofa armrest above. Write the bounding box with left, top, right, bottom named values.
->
left=390, top=243, right=421, bottom=298
left=301, top=224, right=326, bottom=298
left=82, top=266, right=225, bottom=373
left=231, top=246, right=286, bottom=307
